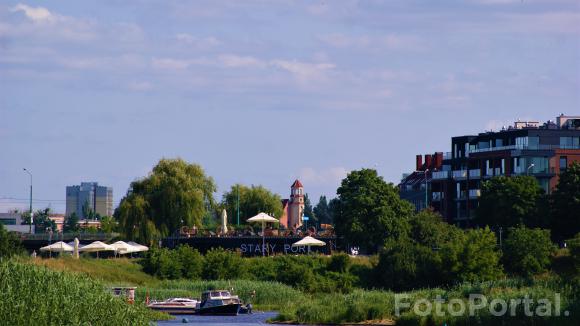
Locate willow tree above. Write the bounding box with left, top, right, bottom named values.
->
left=221, top=184, right=283, bottom=224
left=115, top=158, right=216, bottom=244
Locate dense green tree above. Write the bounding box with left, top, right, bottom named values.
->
left=21, top=208, right=56, bottom=233
left=502, top=226, right=555, bottom=277
left=99, top=215, right=117, bottom=233
left=115, top=158, right=216, bottom=244
left=0, top=224, right=22, bottom=258
left=221, top=184, right=283, bottom=224
left=64, top=212, right=80, bottom=232
left=334, top=169, right=413, bottom=253
left=313, top=195, right=333, bottom=225
left=327, top=198, right=340, bottom=225
left=175, top=245, right=204, bottom=279
left=551, top=162, right=580, bottom=240
left=476, top=176, right=546, bottom=228
left=568, top=233, right=580, bottom=272
left=441, top=227, right=503, bottom=283
left=409, top=209, right=462, bottom=249
left=303, top=193, right=316, bottom=225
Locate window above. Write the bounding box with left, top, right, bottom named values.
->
left=515, top=137, right=528, bottom=148
left=496, top=139, right=503, bottom=147
left=560, top=137, right=580, bottom=148
left=528, top=136, right=539, bottom=149
left=560, top=156, right=568, bottom=171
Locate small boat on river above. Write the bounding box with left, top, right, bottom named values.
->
left=195, top=290, right=242, bottom=316
left=147, top=298, right=198, bottom=314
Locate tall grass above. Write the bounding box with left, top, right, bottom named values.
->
left=0, top=260, right=161, bottom=325
left=137, top=279, right=304, bottom=311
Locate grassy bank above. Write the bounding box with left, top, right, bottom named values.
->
left=0, top=259, right=164, bottom=325
left=23, top=256, right=580, bottom=325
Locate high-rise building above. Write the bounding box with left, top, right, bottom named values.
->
left=400, top=114, right=580, bottom=227
left=66, top=182, right=113, bottom=218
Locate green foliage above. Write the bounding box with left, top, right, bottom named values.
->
left=140, top=247, right=183, bottom=279
left=99, top=215, right=117, bottom=233
left=313, top=195, right=333, bottom=225
left=477, top=176, right=546, bottom=228
left=503, top=226, right=556, bottom=277
left=64, top=212, right=80, bottom=232
left=21, top=207, right=56, bottom=233
left=0, top=224, right=22, bottom=258
left=175, top=245, right=203, bottom=279
left=551, top=162, right=580, bottom=240
left=328, top=252, right=351, bottom=273
left=409, top=208, right=461, bottom=248
left=567, top=233, right=580, bottom=272
left=303, top=193, right=316, bottom=224
left=442, top=227, right=504, bottom=283
left=115, top=158, right=216, bottom=244
left=221, top=184, right=283, bottom=223
left=0, top=261, right=156, bottom=325
left=334, top=168, right=414, bottom=253
left=202, top=248, right=244, bottom=280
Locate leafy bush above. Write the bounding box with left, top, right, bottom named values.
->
left=503, top=226, right=556, bottom=277
left=328, top=252, right=351, bottom=273
left=141, top=247, right=183, bottom=279
left=568, top=233, right=580, bottom=272
left=0, top=224, right=22, bottom=258
left=175, top=244, right=203, bottom=279
left=202, top=247, right=244, bottom=280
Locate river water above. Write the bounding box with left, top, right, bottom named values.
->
left=157, top=311, right=285, bottom=325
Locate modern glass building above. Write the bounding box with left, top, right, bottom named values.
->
left=66, top=182, right=113, bottom=218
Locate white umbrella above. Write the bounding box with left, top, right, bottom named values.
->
left=73, top=238, right=80, bottom=259
left=221, top=209, right=228, bottom=234
left=127, top=241, right=149, bottom=252
left=247, top=213, right=279, bottom=256
left=79, top=241, right=115, bottom=258
left=40, top=241, right=74, bottom=254
left=292, top=236, right=326, bottom=254
left=110, top=241, right=136, bottom=255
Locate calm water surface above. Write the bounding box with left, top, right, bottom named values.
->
left=157, top=312, right=292, bottom=325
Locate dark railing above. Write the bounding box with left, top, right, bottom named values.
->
left=20, top=232, right=119, bottom=242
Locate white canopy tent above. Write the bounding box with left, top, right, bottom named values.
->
left=247, top=212, right=279, bottom=256
left=79, top=241, right=115, bottom=258
left=126, top=241, right=149, bottom=252
left=40, top=241, right=74, bottom=256
left=110, top=241, right=136, bottom=255
left=292, top=236, right=326, bottom=254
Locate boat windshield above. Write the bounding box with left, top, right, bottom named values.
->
left=220, top=291, right=230, bottom=297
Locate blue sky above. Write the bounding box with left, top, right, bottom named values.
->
left=1, top=0, right=579, bottom=213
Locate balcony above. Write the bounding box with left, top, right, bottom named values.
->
left=469, top=189, right=481, bottom=198
left=432, top=171, right=450, bottom=180
left=452, top=170, right=467, bottom=179
left=443, top=152, right=453, bottom=160
left=470, top=144, right=580, bottom=154
left=432, top=192, right=443, bottom=201
left=469, top=169, right=481, bottom=178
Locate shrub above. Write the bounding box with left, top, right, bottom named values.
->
left=328, top=252, right=351, bottom=273
left=203, top=247, right=244, bottom=280
left=175, top=245, right=204, bottom=279
left=503, top=226, right=556, bottom=277
left=568, top=233, right=580, bottom=272
left=140, top=247, right=183, bottom=279
left=0, top=224, right=22, bottom=258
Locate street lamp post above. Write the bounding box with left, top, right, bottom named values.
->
left=23, top=168, right=33, bottom=234
left=527, top=163, right=535, bottom=176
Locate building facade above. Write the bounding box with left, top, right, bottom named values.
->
left=400, top=114, right=580, bottom=227
left=66, top=182, right=113, bottom=218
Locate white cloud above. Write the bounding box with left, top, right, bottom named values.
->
left=176, top=33, right=221, bottom=49
left=151, top=57, right=192, bottom=70
left=218, top=54, right=264, bottom=68
left=319, top=33, right=422, bottom=51
left=270, top=59, right=335, bottom=82
left=298, top=167, right=349, bottom=187
left=11, top=4, right=57, bottom=23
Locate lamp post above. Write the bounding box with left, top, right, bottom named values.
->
left=527, top=163, right=535, bottom=176
left=236, top=184, right=240, bottom=226
left=23, top=168, right=33, bottom=234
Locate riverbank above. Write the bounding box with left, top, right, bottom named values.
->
left=19, top=256, right=580, bottom=325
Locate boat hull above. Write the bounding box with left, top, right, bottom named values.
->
left=148, top=305, right=197, bottom=315
left=195, top=303, right=241, bottom=316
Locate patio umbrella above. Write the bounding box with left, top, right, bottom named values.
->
left=110, top=241, right=136, bottom=256
left=73, top=238, right=80, bottom=259
left=126, top=241, right=149, bottom=252
left=40, top=241, right=73, bottom=257
left=247, top=213, right=278, bottom=256
left=292, top=236, right=326, bottom=254
left=221, top=209, right=228, bottom=234
left=79, top=241, right=115, bottom=258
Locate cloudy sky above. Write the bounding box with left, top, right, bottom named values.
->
left=1, top=0, right=579, bottom=213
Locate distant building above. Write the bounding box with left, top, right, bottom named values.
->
left=0, top=211, right=34, bottom=233
left=66, top=182, right=113, bottom=218
left=48, top=214, right=65, bottom=232
left=400, top=114, right=580, bottom=227
left=278, top=180, right=306, bottom=229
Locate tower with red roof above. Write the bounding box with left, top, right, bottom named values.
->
left=288, top=179, right=304, bottom=229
